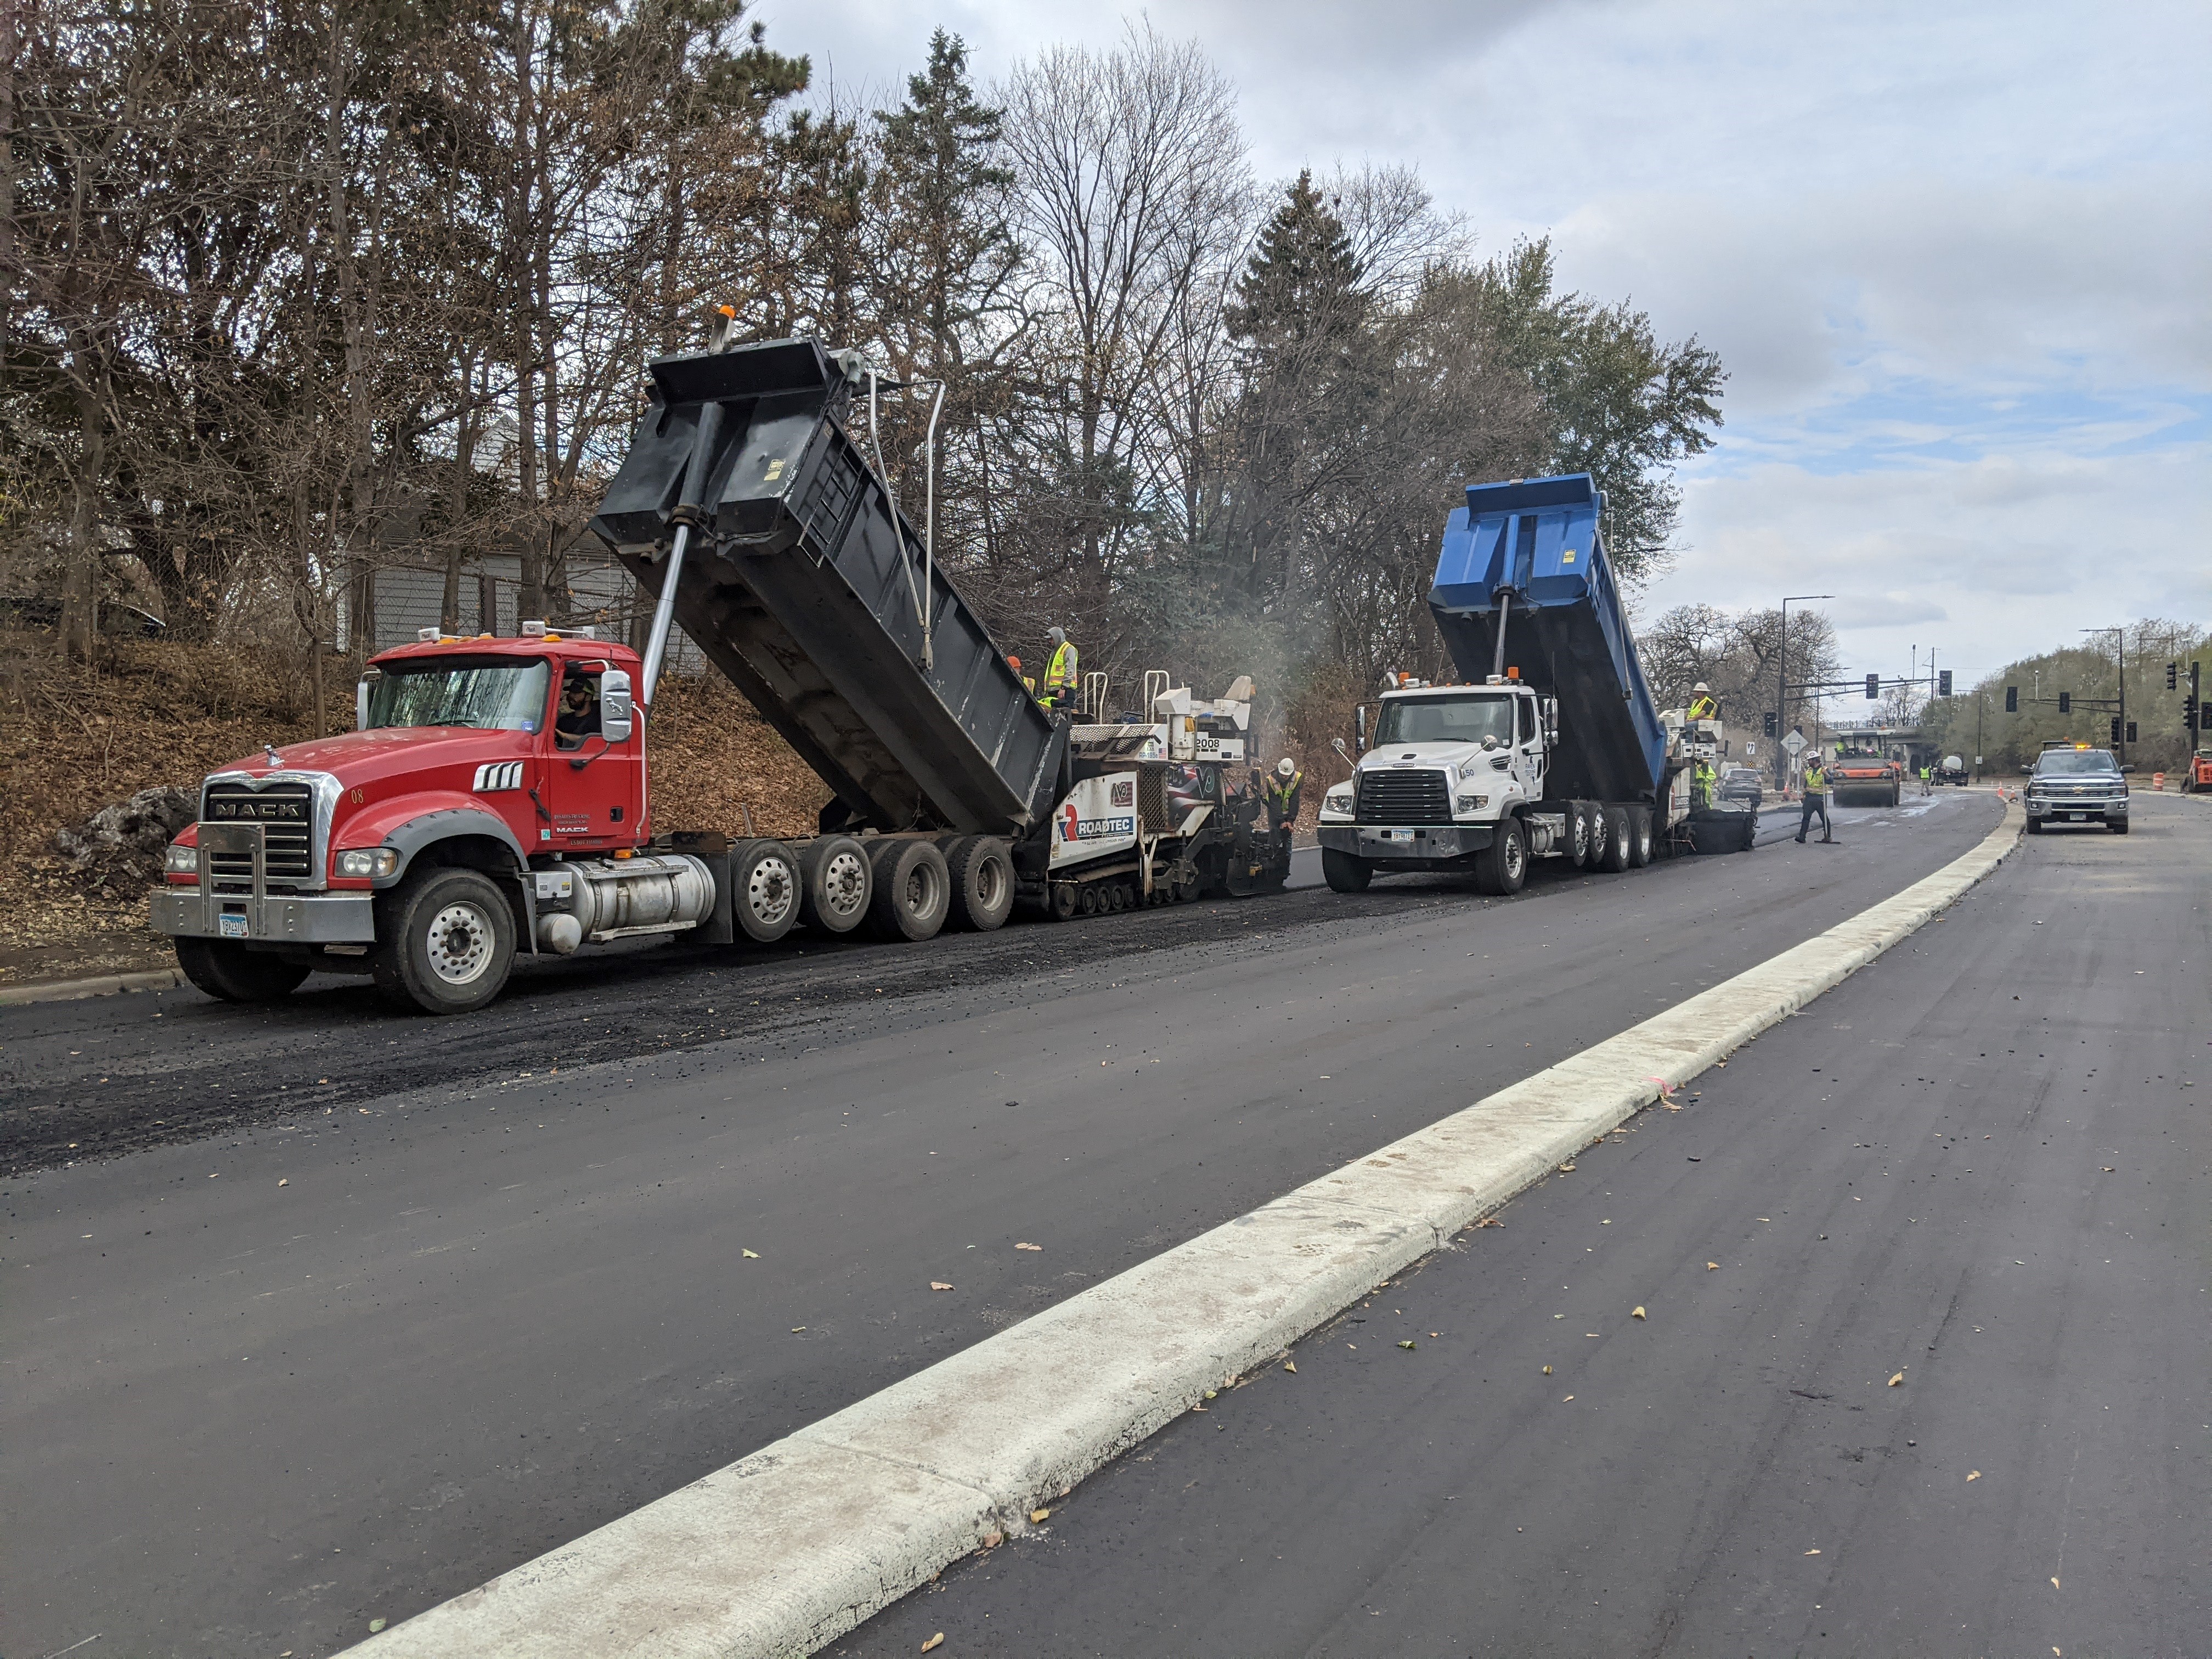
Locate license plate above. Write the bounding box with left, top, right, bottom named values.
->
left=218, top=912, right=249, bottom=939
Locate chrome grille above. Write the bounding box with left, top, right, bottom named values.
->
left=202, top=782, right=315, bottom=884
left=1355, top=769, right=1453, bottom=825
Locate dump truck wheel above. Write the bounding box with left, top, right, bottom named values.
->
left=1566, top=802, right=1592, bottom=866
left=371, top=866, right=515, bottom=1014
left=799, top=836, right=871, bottom=934
left=865, top=838, right=948, bottom=941
left=1322, top=848, right=1372, bottom=893
left=174, top=938, right=312, bottom=1005
left=1474, top=816, right=1526, bottom=895
left=944, top=836, right=1014, bottom=931
left=1625, top=804, right=1653, bottom=867
left=1600, top=805, right=1633, bottom=872
left=732, top=839, right=800, bottom=943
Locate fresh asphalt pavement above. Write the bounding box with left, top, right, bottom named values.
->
left=845, top=794, right=2211, bottom=1659
left=5, top=791, right=2008, bottom=1657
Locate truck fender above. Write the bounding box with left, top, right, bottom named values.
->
left=342, top=794, right=531, bottom=888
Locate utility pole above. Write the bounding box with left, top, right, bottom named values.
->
left=1779, top=594, right=1833, bottom=792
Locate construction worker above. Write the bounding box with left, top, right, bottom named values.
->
left=1918, top=762, right=1932, bottom=795
left=1007, top=654, right=1035, bottom=697
left=1797, top=756, right=1833, bottom=843
left=1688, top=682, right=1719, bottom=721
left=1262, top=756, right=1304, bottom=840
left=1692, top=756, right=1717, bottom=810
left=1041, top=626, right=1079, bottom=712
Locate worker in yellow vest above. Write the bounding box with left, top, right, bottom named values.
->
left=1042, top=626, right=1079, bottom=712
left=1688, top=682, right=1719, bottom=721
left=1007, top=654, right=1036, bottom=696
left=1262, top=757, right=1304, bottom=845
left=1796, top=758, right=1832, bottom=843
left=1692, top=757, right=1717, bottom=809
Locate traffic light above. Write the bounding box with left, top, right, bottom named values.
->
left=2058, top=691, right=2070, bottom=714
left=2168, top=661, right=2180, bottom=690
left=2187, top=693, right=2200, bottom=729
left=2126, top=721, right=2138, bottom=744
left=1938, top=669, right=1952, bottom=697
left=2005, top=685, right=2018, bottom=713
left=1763, top=711, right=1777, bottom=737
left=2109, top=716, right=2121, bottom=745
left=1865, top=673, right=1879, bottom=699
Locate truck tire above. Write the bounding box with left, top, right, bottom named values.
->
left=944, top=836, right=1015, bottom=931
left=1322, top=848, right=1372, bottom=892
left=798, top=836, right=871, bottom=934
left=2110, top=818, right=2129, bottom=834
left=370, top=866, right=515, bottom=1014
left=1625, top=804, right=1653, bottom=867
left=174, top=937, right=312, bottom=1005
left=1600, top=805, right=1633, bottom=872
left=1565, top=802, right=1592, bottom=867
left=732, top=839, right=800, bottom=943
left=1472, top=815, right=1527, bottom=896
left=864, top=838, right=949, bottom=941
left=2027, top=817, right=2042, bottom=834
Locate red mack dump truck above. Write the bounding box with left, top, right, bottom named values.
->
left=151, top=337, right=1287, bottom=1013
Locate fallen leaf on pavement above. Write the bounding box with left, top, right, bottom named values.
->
left=2051, top=1577, right=2060, bottom=1590
left=1398, top=1340, right=1416, bottom=1350
left=1030, top=1508, right=1051, bottom=1522
left=278, top=1178, right=289, bottom=1187
left=981, top=1531, right=1002, bottom=1549
left=1632, top=1306, right=1647, bottom=1319
left=1888, top=1373, right=1905, bottom=1387
left=1562, top=1395, right=1574, bottom=1402
left=1558, top=1163, right=1576, bottom=1173
left=1543, top=1365, right=1553, bottom=1374
left=1804, top=1549, right=1820, bottom=1556
left=791, top=1327, right=806, bottom=1333
left=1475, top=1216, right=1503, bottom=1228
left=1015, top=1242, right=1043, bottom=1251
left=1706, top=1262, right=1719, bottom=1269
left=930, top=1282, right=953, bottom=1291
left=1284, top=1361, right=1297, bottom=1373
left=742, top=1249, right=760, bottom=1259
left=1967, top=1471, right=1980, bottom=1481
left=922, top=1634, right=944, bottom=1652
left=369, top=1618, right=387, bottom=1633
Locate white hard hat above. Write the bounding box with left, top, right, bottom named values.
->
left=1693, top=681, right=1710, bottom=694
left=1277, top=757, right=1296, bottom=777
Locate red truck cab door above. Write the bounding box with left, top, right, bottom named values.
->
left=543, top=664, right=644, bottom=848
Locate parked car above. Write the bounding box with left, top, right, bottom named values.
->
left=0, top=596, right=167, bottom=637
left=1717, top=766, right=1764, bottom=810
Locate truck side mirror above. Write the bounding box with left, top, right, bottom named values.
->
left=1355, top=706, right=1367, bottom=753
left=600, top=669, right=635, bottom=742
left=356, top=682, right=370, bottom=731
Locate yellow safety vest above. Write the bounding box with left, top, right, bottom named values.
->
left=1266, top=770, right=1302, bottom=812
left=1045, top=641, right=1078, bottom=691
left=1804, top=764, right=1827, bottom=792
left=1689, top=696, right=1717, bottom=720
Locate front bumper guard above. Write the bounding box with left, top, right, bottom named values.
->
left=151, top=821, right=376, bottom=944
left=1319, top=823, right=1494, bottom=862
left=2025, top=797, right=2127, bottom=819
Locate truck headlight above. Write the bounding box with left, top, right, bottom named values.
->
left=337, top=847, right=400, bottom=879
left=1322, top=786, right=1353, bottom=815
left=1457, top=793, right=1488, bottom=813
left=164, top=842, right=198, bottom=876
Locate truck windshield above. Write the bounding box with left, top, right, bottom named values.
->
left=364, top=657, right=551, bottom=732
left=1373, top=693, right=1515, bottom=747
left=2034, top=750, right=2119, bottom=775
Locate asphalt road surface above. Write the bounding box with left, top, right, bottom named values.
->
left=4, top=791, right=2019, bottom=1657
left=845, top=794, right=2211, bottom=1658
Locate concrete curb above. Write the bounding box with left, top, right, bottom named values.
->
left=0, top=967, right=183, bottom=1008
left=348, top=800, right=2024, bottom=1659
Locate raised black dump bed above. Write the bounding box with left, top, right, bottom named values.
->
left=589, top=338, right=1062, bottom=838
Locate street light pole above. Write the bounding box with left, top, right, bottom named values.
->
left=1779, top=594, right=1835, bottom=792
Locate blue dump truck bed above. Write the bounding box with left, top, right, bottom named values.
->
left=589, top=339, right=1063, bottom=838
left=1428, top=473, right=1672, bottom=805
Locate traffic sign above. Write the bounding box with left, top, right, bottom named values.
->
left=1782, top=728, right=1808, bottom=755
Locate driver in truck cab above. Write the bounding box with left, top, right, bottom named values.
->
left=556, top=672, right=600, bottom=748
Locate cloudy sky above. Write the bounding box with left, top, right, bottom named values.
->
left=763, top=0, right=2210, bottom=689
